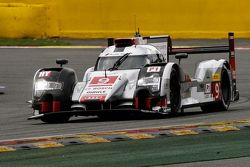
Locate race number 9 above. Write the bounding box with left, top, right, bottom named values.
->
left=212, top=82, right=221, bottom=101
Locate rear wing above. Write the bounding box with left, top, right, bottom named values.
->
left=169, top=32, right=238, bottom=101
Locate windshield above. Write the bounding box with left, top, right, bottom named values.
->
left=95, top=54, right=164, bottom=71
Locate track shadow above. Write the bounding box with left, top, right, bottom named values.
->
left=70, top=106, right=246, bottom=123
left=31, top=107, right=244, bottom=125
left=67, top=109, right=208, bottom=123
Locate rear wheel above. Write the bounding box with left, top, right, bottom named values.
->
left=169, top=68, right=181, bottom=115
left=201, top=66, right=231, bottom=112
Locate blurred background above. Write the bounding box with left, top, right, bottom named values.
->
left=0, top=0, right=249, bottom=39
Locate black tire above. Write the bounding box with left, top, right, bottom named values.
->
left=220, top=67, right=231, bottom=110
left=41, top=115, right=70, bottom=123
left=201, top=66, right=231, bottom=112
left=169, top=68, right=181, bottom=115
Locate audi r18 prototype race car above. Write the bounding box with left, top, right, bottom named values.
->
left=28, top=33, right=239, bottom=123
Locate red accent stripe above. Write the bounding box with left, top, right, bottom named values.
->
left=229, top=58, right=236, bottom=79
left=145, top=98, right=151, bottom=110
left=161, top=98, right=167, bottom=107
left=40, top=101, right=50, bottom=113
left=52, top=101, right=61, bottom=112
left=157, top=98, right=167, bottom=108
left=229, top=33, right=236, bottom=79
left=80, top=95, right=106, bottom=103
left=135, top=96, right=139, bottom=109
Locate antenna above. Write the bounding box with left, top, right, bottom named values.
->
left=104, top=69, right=107, bottom=78
left=134, top=15, right=141, bottom=37
left=134, top=15, right=137, bottom=34
left=135, top=28, right=141, bottom=37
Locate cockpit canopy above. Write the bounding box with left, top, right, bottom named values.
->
left=95, top=54, right=164, bottom=71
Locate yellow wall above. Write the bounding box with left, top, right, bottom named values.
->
left=0, top=0, right=58, bottom=38
left=0, top=0, right=250, bottom=38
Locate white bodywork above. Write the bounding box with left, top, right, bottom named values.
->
left=71, top=36, right=230, bottom=113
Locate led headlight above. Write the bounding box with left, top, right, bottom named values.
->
left=35, top=79, right=63, bottom=91
left=138, top=75, right=161, bottom=92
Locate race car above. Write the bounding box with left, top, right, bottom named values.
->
left=28, top=32, right=239, bottom=123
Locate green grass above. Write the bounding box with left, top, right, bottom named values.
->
left=0, top=38, right=70, bottom=46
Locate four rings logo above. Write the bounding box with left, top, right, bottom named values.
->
left=98, top=78, right=110, bottom=84
left=89, top=76, right=118, bottom=86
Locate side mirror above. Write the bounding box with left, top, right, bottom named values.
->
left=175, top=53, right=188, bottom=64
left=56, top=59, right=68, bottom=67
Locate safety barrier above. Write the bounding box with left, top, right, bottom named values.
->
left=0, top=0, right=250, bottom=38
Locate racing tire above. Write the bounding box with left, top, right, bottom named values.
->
left=41, top=115, right=70, bottom=124
left=201, top=66, right=231, bottom=112
left=169, top=68, right=181, bottom=115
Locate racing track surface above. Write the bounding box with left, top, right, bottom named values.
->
left=0, top=39, right=249, bottom=140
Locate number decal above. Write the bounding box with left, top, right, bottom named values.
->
left=212, top=82, right=221, bottom=101
left=147, top=66, right=161, bottom=72
left=214, top=83, right=220, bottom=99
left=205, top=83, right=211, bottom=94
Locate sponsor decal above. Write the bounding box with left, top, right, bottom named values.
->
left=147, top=66, right=161, bottom=72
left=89, top=76, right=118, bottom=86
left=212, top=82, right=221, bottom=101
left=38, top=71, right=51, bottom=78
left=86, top=90, right=106, bottom=94
left=205, top=83, right=211, bottom=94
left=80, top=95, right=106, bottom=102
left=80, top=76, right=118, bottom=102
left=212, top=73, right=220, bottom=81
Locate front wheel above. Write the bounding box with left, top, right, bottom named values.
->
left=169, top=68, right=181, bottom=115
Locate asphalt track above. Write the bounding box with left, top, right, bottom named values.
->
left=0, top=39, right=250, bottom=142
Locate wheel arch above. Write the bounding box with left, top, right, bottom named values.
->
left=160, top=63, right=182, bottom=97
left=160, top=63, right=182, bottom=113
left=200, top=60, right=232, bottom=112
left=195, top=59, right=229, bottom=82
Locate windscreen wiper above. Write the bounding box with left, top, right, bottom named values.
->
left=109, top=53, right=130, bottom=70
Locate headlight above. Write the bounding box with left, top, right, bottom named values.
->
left=35, top=79, right=63, bottom=91
left=138, top=75, right=161, bottom=92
